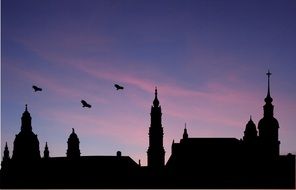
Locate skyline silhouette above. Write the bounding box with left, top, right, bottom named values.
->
left=2, top=0, right=296, bottom=174
left=0, top=71, right=295, bottom=188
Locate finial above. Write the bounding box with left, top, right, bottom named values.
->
left=5, top=142, right=8, bottom=148
left=72, top=128, right=75, bottom=133
left=185, top=122, right=187, bottom=129
left=25, top=104, right=28, bottom=111
left=250, top=115, right=252, bottom=121
left=45, top=142, right=48, bottom=148
left=153, top=86, right=160, bottom=107
left=264, top=70, right=273, bottom=103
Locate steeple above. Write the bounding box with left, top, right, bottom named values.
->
left=263, top=70, right=274, bottom=117
left=265, top=70, right=273, bottom=104
left=43, top=142, right=49, bottom=159
left=183, top=123, right=188, bottom=140
left=147, top=87, right=165, bottom=169
left=258, top=70, right=280, bottom=157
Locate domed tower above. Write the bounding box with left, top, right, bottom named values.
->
left=12, top=105, right=41, bottom=160
left=66, top=128, right=81, bottom=158
left=258, top=71, right=280, bottom=157
left=147, top=87, right=165, bottom=169
left=243, top=116, right=257, bottom=142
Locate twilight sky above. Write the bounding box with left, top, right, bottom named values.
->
left=2, top=0, right=296, bottom=165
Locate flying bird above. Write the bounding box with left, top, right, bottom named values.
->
left=81, top=100, right=92, bottom=108
left=32, top=85, right=42, bottom=92
left=114, top=84, right=124, bottom=90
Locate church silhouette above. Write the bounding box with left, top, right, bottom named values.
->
left=0, top=72, right=295, bottom=188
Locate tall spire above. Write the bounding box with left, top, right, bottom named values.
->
left=262, top=70, right=274, bottom=117
left=265, top=70, right=273, bottom=103
left=258, top=70, right=280, bottom=157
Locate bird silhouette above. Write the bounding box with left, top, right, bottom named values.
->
left=81, top=100, right=91, bottom=108
left=114, top=84, right=124, bottom=90
left=32, top=85, right=42, bottom=92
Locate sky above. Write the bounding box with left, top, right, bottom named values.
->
left=1, top=0, right=296, bottom=166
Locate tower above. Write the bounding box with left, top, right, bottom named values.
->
left=12, top=105, right=41, bottom=160
left=66, top=128, right=81, bottom=158
left=243, top=116, right=257, bottom=142
left=147, top=87, right=165, bottom=168
left=258, top=71, right=280, bottom=157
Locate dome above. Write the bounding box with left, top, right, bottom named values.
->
left=246, top=117, right=256, bottom=130
left=68, top=128, right=79, bottom=141
left=243, top=116, right=257, bottom=141
left=258, top=117, right=279, bottom=130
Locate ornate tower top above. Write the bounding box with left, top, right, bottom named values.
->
left=265, top=70, right=273, bottom=104
left=263, top=70, right=274, bottom=118
left=153, top=87, right=160, bottom=107
left=183, top=123, right=188, bottom=140
left=21, top=104, right=32, bottom=132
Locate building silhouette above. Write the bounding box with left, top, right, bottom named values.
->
left=0, top=72, right=295, bottom=188
left=147, top=87, right=165, bottom=169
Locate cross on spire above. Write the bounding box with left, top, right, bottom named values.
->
left=265, top=70, right=273, bottom=103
